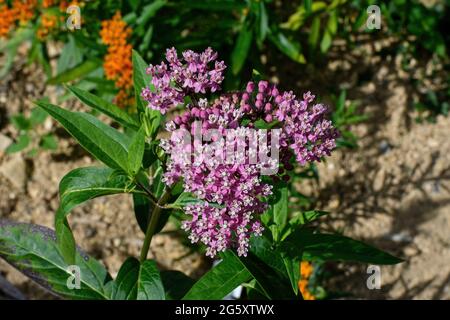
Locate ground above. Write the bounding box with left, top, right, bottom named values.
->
left=0, top=40, right=449, bottom=299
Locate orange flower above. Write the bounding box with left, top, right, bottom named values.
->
left=37, top=12, right=59, bottom=40
left=100, top=12, right=134, bottom=108
left=298, top=262, right=316, bottom=300
left=13, top=0, right=37, bottom=24
left=0, top=0, right=37, bottom=38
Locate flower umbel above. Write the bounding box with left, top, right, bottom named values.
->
left=100, top=12, right=134, bottom=107
left=145, top=48, right=338, bottom=257
left=141, top=47, right=226, bottom=114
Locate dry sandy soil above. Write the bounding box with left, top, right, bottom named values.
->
left=0, top=39, right=449, bottom=299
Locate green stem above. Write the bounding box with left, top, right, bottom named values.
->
left=139, top=187, right=172, bottom=262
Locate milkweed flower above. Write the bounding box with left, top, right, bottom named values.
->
left=141, top=47, right=226, bottom=114
left=100, top=12, right=133, bottom=108
left=299, top=261, right=315, bottom=300
left=0, top=0, right=37, bottom=38
left=145, top=48, right=338, bottom=257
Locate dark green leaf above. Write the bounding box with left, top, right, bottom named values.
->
left=160, top=270, right=195, bottom=300
left=0, top=220, right=112, bottom=299
left=137, top=260, right=165, bottom=300
left=238, top=251, right=296, bottom=299
left=273, top=186, right=288, bottom=231
left=112, top=258, right=165, bottom=300
left=128, top=126, right=146, bottom=175
left=280, top=229, right=403, bottom=265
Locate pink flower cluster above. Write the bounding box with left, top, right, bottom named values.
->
left=144, top=48, right=338, bottom=257
left=241, top=81, right=338, bottom=167
left=141, top=47, right=226, bottom=114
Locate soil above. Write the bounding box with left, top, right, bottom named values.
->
left=1, top=39, right=449, bottom=299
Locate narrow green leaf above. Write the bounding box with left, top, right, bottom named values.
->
left=36, top=101, right=131, bottom=170
left=280, top=229, right=404, bottom=265
left=67, top=86, right=140, bottom=130
left=128, top=126, right=146, bottom=175
left=273, top=186, right=288, bottom=231
left=320, top=31, right=332, bottom=53
left=231, top=21, right=253, bottom=75
left=47, top=59, right=101, bottom=85
left=0, top=220, right=112, bottom=299
left=308, top=16, right=321, bottom=49
left=269, top=30, right=306, bottom=63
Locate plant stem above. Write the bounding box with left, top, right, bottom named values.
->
left=139, top=187, right=172, bottom=262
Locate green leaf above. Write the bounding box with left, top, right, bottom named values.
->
left=108, top=258, right=165, bottom=300
left=113, top=257, right=140, bottom=300
left=67, top=86, right=140, bottom=130
left=57, top=35, right=83, bottom=74
left=0, top=220, right=112, bottom=299
left=47, top=59, right=102, bottom=85
left=308, top=16, right=321, bottom=50
left=237, top=251, right=296, bottom=299
left=160, top=270, right=195, bottom=300
left=56, top=167, right=146, bottom=263
left=39, top=134, right=58, bottom=150
left=273, top=186, right=288, bottom=231
left=128, top=126, right=146, bottom=175
left=137, top=260, right=165, bottom=300
left=280, top=229, right=404, bottom=265
left=6, top=134, right=30, bottom=154
left=11, top=114, right=31, bottom=131
left=289, top=210, right=329, bottom=227
left=36, top=101, right=131, bottom=171
left=183, top=250, right=252, bottom=299
left=257, top=2, right=269, bottom=44
left=30, top=107, right=48, bottom=126
left=231, top=21, right=253, bottom=75
left=132, top=50, right=152, bottom=113
left=168, top=192, right=203, bottom=209
left=283, top=257, right=300, bottom=296
left=320, top=31, right=332, bottom=53
left=269, top=30, right=306, bottom=63
left=136, top=0, right=166, bottom=26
